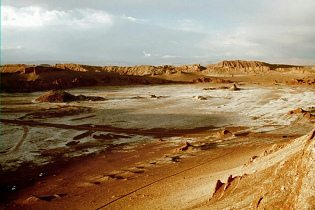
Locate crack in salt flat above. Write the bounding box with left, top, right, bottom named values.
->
left=5, top=126, right=29, bottom=154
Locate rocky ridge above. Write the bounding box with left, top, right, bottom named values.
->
left=205, top=128, right=315, bottom=209
left=1, top=60, right=313, bottom=92
left=1, top=60, right=305, bottom=76
left=205, top=60, right=304, bottom=74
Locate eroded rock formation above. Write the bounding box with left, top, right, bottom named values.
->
left=1, top=60, right=313, bottom=92
left=288, top=107, right=315, bottom=122
left=35, top=90, right=105, bottom=103
left=205, top=60, right=304, bottom=75
left=208, top=129, right=315, bottom=209
left=0, top=65, right=173, bottom=92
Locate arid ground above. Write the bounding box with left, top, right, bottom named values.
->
left=0, top=60, right=314, bottom=209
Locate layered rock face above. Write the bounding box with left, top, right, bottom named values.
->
left=287, top=78, right=315, bottom=85
left=54, top=63, right=206, bottom=76
left=206, top=129, right=315, bottom=209
left=288, top=107, right=315, bottom=122
left=217, top=60, right=271, bottom=69
left=0, top=64, right=30, bottom=73
left=206, top=60, right=303, bottom=74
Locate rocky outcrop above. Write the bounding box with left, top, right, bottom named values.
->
left=178, top=142, right=194, bottom=151
left=23, top=66, right=61, bottom=74
left=192, top=77, right=231, bottom=83
left=288, top=107, right=315, bottom=122
left=216, top=129, right=233, bottom=138
left=54, top=64, right=94, bottom=72
left=205, top=60, right=304, bottom=75
left=177, top=64, right=206, bottom=73
left=217, top=60, right=271, bottom=69
left=229, top=83, right=240, bottom=91
left=101, top=64, right=206, bottom=76
left=193, top=96, right=208, bottom=100
left=287, top=78, right=315, bottom=85
left=204, top=60, right=271, bottom=75
left=35, top=90, right=105, bottom=103
left=0, top=64, right=31, bottom=73
left=215, top=60, right=303, bottom=70
left=207, top=129, right=315, bottom=209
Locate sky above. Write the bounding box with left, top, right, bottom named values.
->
left=1, top=0, right=315, bottom=65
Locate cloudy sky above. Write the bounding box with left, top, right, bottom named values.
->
left=2, top=0, right=315, bottom=65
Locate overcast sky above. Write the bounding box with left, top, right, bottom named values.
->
left=2, top=0, right=315, bottom=65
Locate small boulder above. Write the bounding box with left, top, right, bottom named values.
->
left=193, top=96, right=208, bottom=100
left=217, top=129, right=233, bottom=138
left=21, top=196, right=40, bottom=205
left=178, top=142, right=194, bottom=151
left=229, top=83, right=240, bottom=91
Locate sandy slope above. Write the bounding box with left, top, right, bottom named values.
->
left=200, top=128, right=315, bottom=209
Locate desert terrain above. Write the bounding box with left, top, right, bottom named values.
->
left=0, top=60, right=315, bottom=210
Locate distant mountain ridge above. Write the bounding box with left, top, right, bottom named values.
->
left=0, top=60, right=304, bottom=75
left=209, top=60, right=303, bottom=70
left=0, top=60, right=313, bottom=92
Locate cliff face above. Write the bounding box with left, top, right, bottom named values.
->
left=206, top=60, right=304, bottom=74
left=215, top=60, right=303, bottom=70
left=216, top=60, right=271, bottom=68
left=54, top=63, right=205, bottom=76
left=0, top=64, right=31, bottom=73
